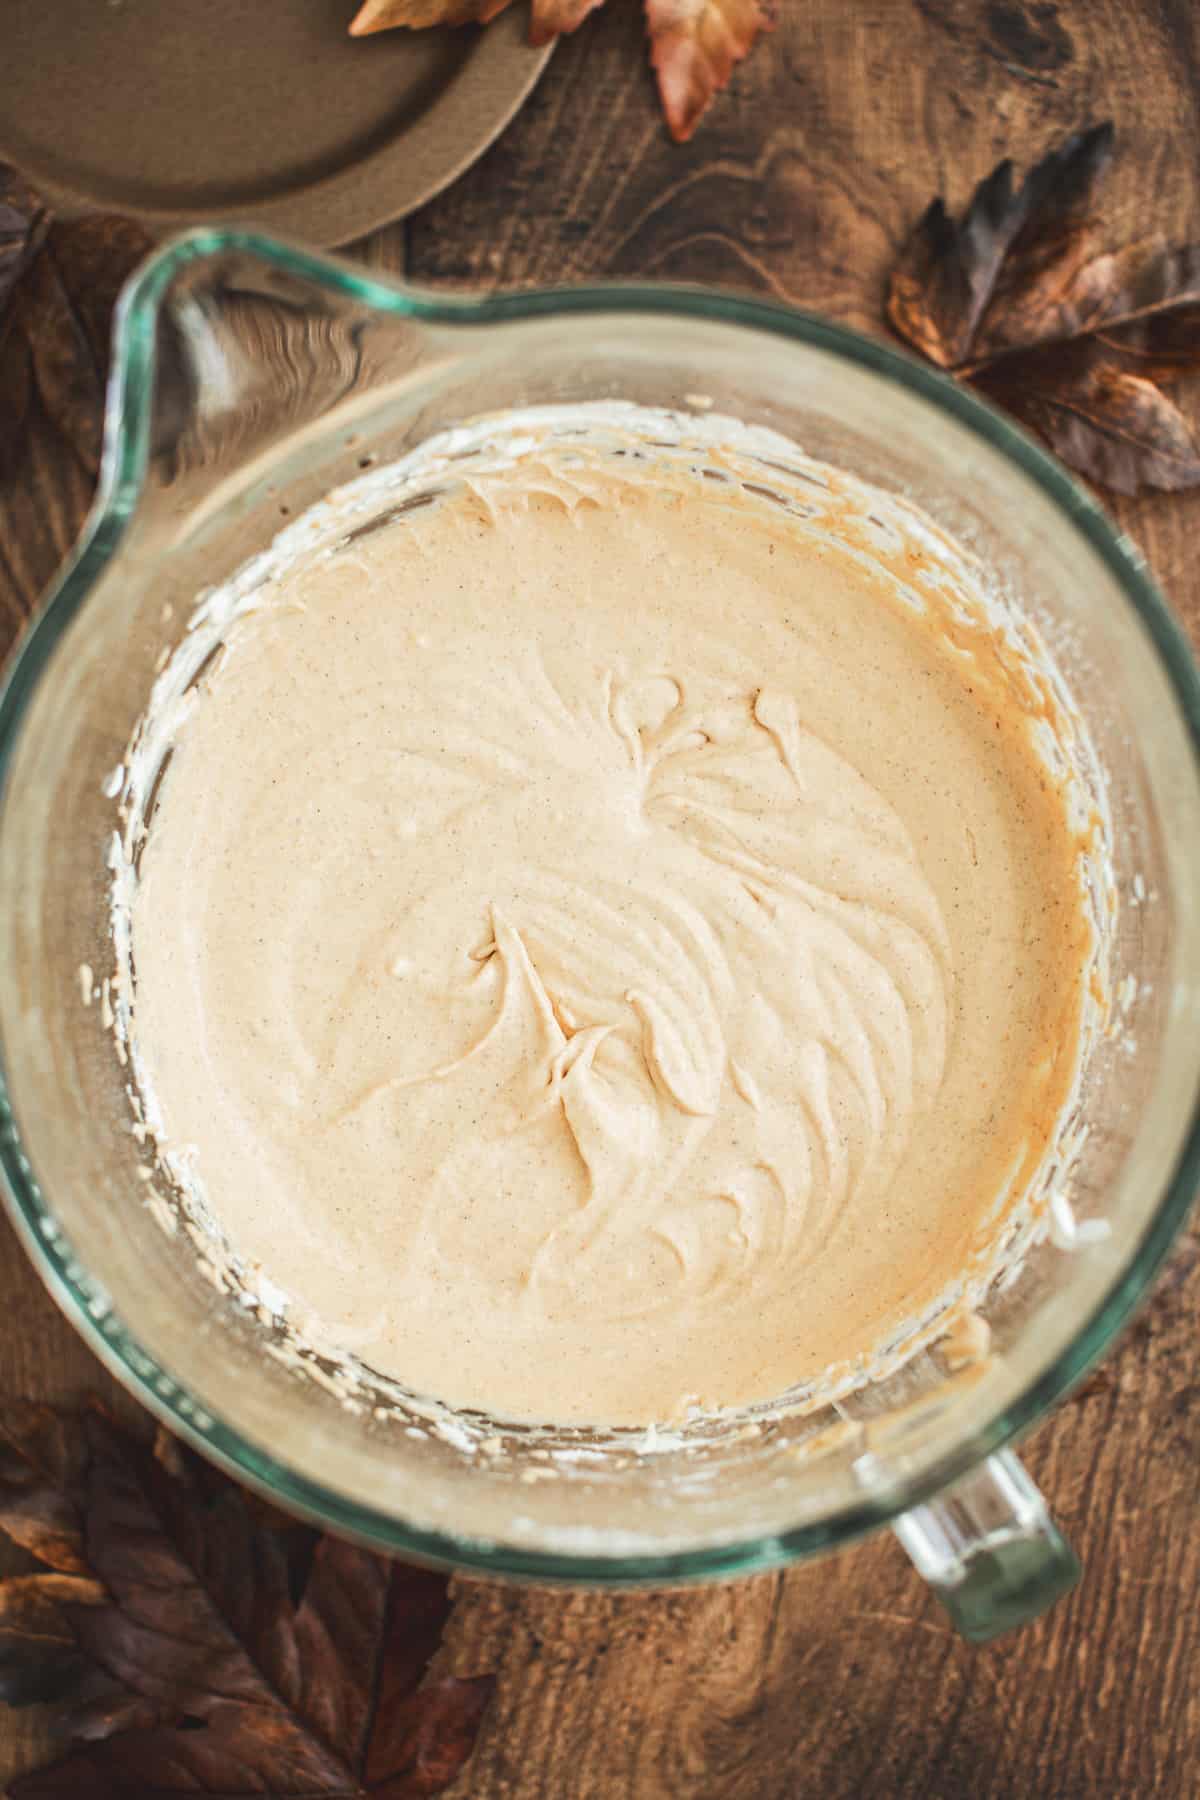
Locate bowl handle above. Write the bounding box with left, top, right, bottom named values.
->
left=890, top=1448, right=1079, bottom=1641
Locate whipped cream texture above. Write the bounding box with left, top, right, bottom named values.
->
left=126, top=416, right=1090, bottom=1426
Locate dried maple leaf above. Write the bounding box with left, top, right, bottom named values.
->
left=0, top=1401, right=493, bottom=1798
left=350, top=0, right=512, bottom=31
left=528, top=0, right=607, bottom=47
left=350, top=0, right=769, bottom=140
left=888, top=124, right=1115, bottom=370
left=886, top=125, right=1200, bottom=494
left=0, top=168, right=49, bottom=318
left=0, top=1399, right=91, bottom=1573
left=350, top=0, right=604, bottom=39
left=0, top=1574, right=106, bottom=1708
left=645, top=0, right=774, bottom=143
left=0, top=167, right=153, bottom=480
left=974, top=340, right=1200, bottom=496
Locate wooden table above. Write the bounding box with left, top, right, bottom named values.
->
left=2, top=1, right=1199, bottom=1793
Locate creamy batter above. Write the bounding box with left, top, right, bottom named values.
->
left=127, top=420, right=1090, bottom=1427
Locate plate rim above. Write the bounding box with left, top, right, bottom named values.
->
left=0, top=11, right=554, bottom=247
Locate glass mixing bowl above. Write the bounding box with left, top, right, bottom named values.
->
left=2, top=234, right=1199, bottom=1642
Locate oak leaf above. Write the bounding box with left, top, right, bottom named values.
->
left=886, top=124, right=1200, bottom=494
left=0, top=1399, right=493, bottom=1798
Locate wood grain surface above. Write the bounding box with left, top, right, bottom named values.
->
left=2, top=2, right=1199, bottom=1794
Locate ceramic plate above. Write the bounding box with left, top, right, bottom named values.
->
left=0, top=0, right=552, bottom=246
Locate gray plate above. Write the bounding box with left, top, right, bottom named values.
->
left=0, top=0, right=552, bottom=246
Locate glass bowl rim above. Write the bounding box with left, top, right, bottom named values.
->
left=1, top=227, right=1198, bottom=1583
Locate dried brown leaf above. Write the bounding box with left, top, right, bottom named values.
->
left=11, top=1714, right=344, bottom=1798
left=349, top=0, right=512, bottom=31
left=971, top=238, right=1200, bottom=364
left=368, top=1567, right=456, bottom=1716
left=0, top=173, right=153, bottom=480
left=976, top=344, right=1200, bottom=496
left=1102, top=299, right=1200, bottom=378
left=0, top=167, right=48, bottom=318
left=367, top=1677, right=496, bottom=1799
left=290, top=1536, right=392, bottom=1767
left=0, top=309, right=34, bottom=478
left=886, top=126, right=1200, bottom=493
left=348, top=0, right=771, bottom=139
left=67, top=1415, right=326, bottom=1736
left=887, top=123, right=1115, bottom=369
left=20, top=215, right=154, bottom=474
left=529, top=0, right=606, bottom=47
left=0, top=1401, right=493, bottom=1798
left=0, top=1397, right=92, bottom=1573
left=645, top=0, right=774, bottom=143
left=0, top=1574, right=105, bottom=1707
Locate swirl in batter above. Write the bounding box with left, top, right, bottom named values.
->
left=128, top=429, right=1089, bottom=1426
